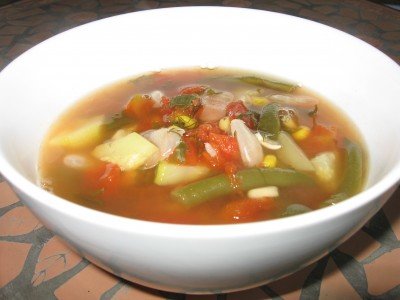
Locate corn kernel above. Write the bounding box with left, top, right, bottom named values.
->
left=262, top=154, right=277, bottom=168
left=218, top=116, right=231, bottom=133
left=174, top=115, right=197, bottom=129
left=292, top=126, right=311, bottom=141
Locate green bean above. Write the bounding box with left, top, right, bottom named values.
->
left=321, top=139, right=363, bottom=207
left=258, top=103, right=281, bottom=139
left=172, top=168, right=314, bottom=207
left=238, top=76, right=298, bottom=93
left=282, top=204, right=312, bottom=217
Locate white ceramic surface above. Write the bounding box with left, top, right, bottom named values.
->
left=0, top=7, right=400, bottom=294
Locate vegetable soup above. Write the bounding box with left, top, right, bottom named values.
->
left=39, top=68, right=366, bottom=224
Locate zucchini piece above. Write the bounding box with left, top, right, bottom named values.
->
left=92, top=132, right=158, bottom=171
left=155, top=161, right=210, bottom=186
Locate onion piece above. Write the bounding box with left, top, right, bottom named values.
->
left=255, top=132, right=282, bottom=150
left=204, top=142, right=217, bottom=157
left=230, top=119, right=263, bottom=167
left=269, top=94, right=318, bottom=108
left=199, top=91, right=234, bottom=122
left=141, top=126, right=184, bottom=169
left=149, top=90, right=164, bottom=107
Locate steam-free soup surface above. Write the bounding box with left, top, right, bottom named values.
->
left=40, top=68, right=366, bottom=224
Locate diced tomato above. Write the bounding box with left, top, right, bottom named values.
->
left=224, top=161, right=239, bottom=189
left=202, top=150, right=222, bottom=168
left=220, top=198, right=275, bottom=223
left=196, top=123, right=222, bottom=141
left=195, top=123, right=241, bottom=170
left=124, top=95, right=154, bottom=119
left=161, top=96, right=170, bottom=107
left=298, top=124, right=339, bottom=157
left=208, top=133, right=240, bottom=162
left=182, top=136, right=200, bottom=165
left=161, top=97, right=172, bottom=114
left=82, top=163, right=121, bottom=200
left=180, top=85, right=206, bottom=95
left=124, top=94, right=167, bottom=130
left=226, top=101, right=256, bottom=129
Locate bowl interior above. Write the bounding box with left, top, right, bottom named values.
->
left=0, top=7, right=400, bottom=216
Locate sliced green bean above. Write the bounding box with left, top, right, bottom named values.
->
left=238, top=76, right=298, bottom=93
left=172, top=168, right=314, bottom=207
left=321, top=139, right=363, bottom=207
left=258, top=103, right=281, bottom=139
left=282, top=204, right=312, bottom=217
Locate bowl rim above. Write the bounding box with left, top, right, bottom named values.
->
left=0, top=6, right=400, bottom=239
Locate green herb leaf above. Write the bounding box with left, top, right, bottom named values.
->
left=258, top=103, right=281, bottom=139
left=169, top=94, right=198, bottom=108
left=104, top=113, right=133, bottom=131
left=174, top=141, right=187, bottom=163
left=237, top=111, right=257, bottom=124
left=308, top=105, right=318, bottom=117
left=205, top=88, right=222, bottom=95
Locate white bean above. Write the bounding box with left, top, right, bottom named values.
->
left=247, top=186, right=279, bottom=199
left=63, top=154, right=90, bottom=169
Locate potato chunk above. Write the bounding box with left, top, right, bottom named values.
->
left=49, top=115, right=105, bottom=149
left=92, top=132, right=158, bottom=171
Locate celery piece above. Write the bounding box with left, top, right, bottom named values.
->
left=154, top=161, right=210, bottom=186
left=92, top=132, right=158, bottom=171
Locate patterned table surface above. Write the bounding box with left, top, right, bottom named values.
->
left=0, top=1, right=399, bottom=299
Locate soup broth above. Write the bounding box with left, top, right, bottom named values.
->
left=39, top=68, right=366, bottom=224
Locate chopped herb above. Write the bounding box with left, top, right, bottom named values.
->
left=238, top=76, right=298, bottom=93
left=173, top=115, right=197, bottom=129
left=77, top=189, right=104, bottom=207
left=128, top=73, right=153, bottom=84
left=205, top=88, right=222, bottom=95
left=174, top=141, right=187, bottom=163
left=169, top=94, right=198, bottom=108
left=104, top=113, right=133, bottom=131
left=168, top=126, right=185, bottom=136
left=258, top=103, right=281, bottom=139
left=308, top=105, right=318, bottom=117
left=238, top=111, right=257, bottom=124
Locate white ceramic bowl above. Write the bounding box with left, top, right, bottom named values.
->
left=0, top=7, right=400, bottom=294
